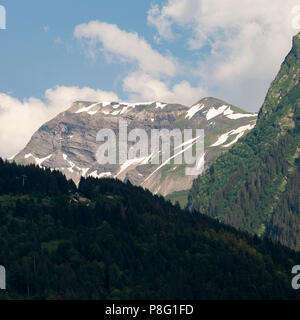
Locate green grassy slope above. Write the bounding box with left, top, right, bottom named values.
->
left=187, top=33, right=300, bottom=250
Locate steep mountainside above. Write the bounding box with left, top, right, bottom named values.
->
left=12, top=98, right=257, bottom=201
left=0, top=159, right=299, bottom=300
left=187, top=33, right=300, bottom=250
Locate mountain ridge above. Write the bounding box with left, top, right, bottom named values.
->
left=12, top=97, right=257, bottom=200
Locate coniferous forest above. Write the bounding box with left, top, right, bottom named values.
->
left=0, top=159, right=299, bottom=300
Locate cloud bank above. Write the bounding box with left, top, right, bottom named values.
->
left=74, top=20, right=177, bottom=77
left=74, top=20, right=204, bottom=106
left=148, top=0, right=300, bottom=110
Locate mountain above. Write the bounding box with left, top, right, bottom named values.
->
left=12, top=98, right=257, bottom=206
left=0, top=159, right=299, bottom=300
left=187, top=33, right=300, bottom=250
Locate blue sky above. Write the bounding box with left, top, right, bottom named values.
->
left=0, top=0, right=204, bottom=101
left=0, top=0, right=299, bottom=157
left=1, top=0, right=155, bottom=99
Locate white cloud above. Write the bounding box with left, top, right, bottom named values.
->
left=148, top=0, right=300, bottom=110
left=147, top=4, right=174, bottom=40
left=73, top=20, right=204, bottom=106
left=123, top=72, right=206, bottom=105
left=148, top=0, right=200, bottom=39
left=0, top=86, right=118, bottom=158
left=74, top=20, right=177, bottom=77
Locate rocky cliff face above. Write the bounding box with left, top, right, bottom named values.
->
left=12, top=98, right=257, bottom=196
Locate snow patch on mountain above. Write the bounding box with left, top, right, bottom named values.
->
left=89, top=171, right=112, bottom=179
left=203, top=105, right=257, bottom=121
left=63, top=153, right=84, bottom=174
left=226, top=112, right=258, bottom=119
left=8, top=154, right=17, bottom=160
left=75, top=101, right=169, bottom=116
left=81, top=168, right=90, bottom=177
left=210, top=123, right=256, bottom=147
left=186, top=103, right=205, bottom=120
left=155, top=102, right=167, bottom=109
left=87, top=110, right=98, bottom=116
left=76, top=103, right=99, bottom=114
left=24, top=153, right=52, bottom=167
left=206, top=105, right=229, bottom=120
left=63, top=154, right=76, bottom=173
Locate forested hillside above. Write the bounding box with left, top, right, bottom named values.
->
left=0, top=159, right=299, bottom=299
left=187, top=33, right=300, bottom=251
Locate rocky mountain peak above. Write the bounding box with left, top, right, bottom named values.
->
left=186, top=97, right=257, bottom=121
left=67, top=100, right=182, bottom=117
left=12, top=97, right=257, bottom=202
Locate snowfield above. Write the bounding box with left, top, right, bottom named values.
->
left=210, top=123, right=256, bottom=148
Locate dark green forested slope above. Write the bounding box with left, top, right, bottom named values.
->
left=0, top=159, right=299, bottom=300
left=187, top=33, right=300, bottom=250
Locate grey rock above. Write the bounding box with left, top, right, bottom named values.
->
left=13, top=98, right=257, bottom=196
